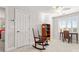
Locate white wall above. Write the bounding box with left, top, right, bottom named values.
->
left=0, top=8, right=5, bottom=18
left=0, top=8, right=5, bottom=28
left=5, top=7, right=15, bottom=51
left=52, top=18, right=59, bottom=40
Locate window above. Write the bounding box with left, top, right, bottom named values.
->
left=59, top=17, right=77, bottom=32
left=67, top=19, right=72, bottom=28
left=59, top=20, right=66, bottom=29
left=72, top=19, right=77, bottom=28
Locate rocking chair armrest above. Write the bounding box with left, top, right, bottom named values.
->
left=41, top=36, right=47, bottom=38
left=39, top=35, right=47, bottom=38
left=40, top=36, right=47, bottom=40
left=34, top=37, right=39, bottom=39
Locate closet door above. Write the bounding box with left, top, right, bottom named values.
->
left=15, top=8, right=29, bottom=48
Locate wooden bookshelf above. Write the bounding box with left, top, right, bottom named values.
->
left=42, top=24, right=50, bottom=46
left=42, top=24, right=50, bottom=41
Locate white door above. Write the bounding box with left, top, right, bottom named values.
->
left=15, top=8, right=29, bottom=48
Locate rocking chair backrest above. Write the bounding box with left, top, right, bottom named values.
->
left=33, top=28, right=39, bottom=37
left=32, top=28, right=35, bottom=37
left=37, top=28, right=41, bottom=39
left=32, top=28, right=36, bottom=42
left=32, top=28, right=39, bottom=42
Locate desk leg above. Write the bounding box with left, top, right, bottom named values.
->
left=62, top=34, right=64, bottom=42
left=71, top=34, right=72, bottom=43
left=60, top=33, right=61, bottom=40
left=76, top=34, right=78, bottom=44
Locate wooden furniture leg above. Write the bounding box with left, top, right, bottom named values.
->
left=76, top=34, right=78, bottom=44
left=71, top=34, right=72, bottom=43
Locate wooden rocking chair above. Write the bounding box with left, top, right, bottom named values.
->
left=32, top=28, right=47, bottom=50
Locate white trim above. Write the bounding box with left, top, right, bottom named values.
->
left=5, top=47, right=15, bottom=52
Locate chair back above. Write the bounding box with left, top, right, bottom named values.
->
left=32, top=28, right=35, bottom=37
left=63, top=30, right=69, bottom=39
left=32, top=28, right=39, bottom=36
left=32, top=28, right=39, bottom=42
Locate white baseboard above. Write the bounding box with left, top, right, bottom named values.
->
left=5, top=47, right=15, bottom=52
left=5, top=44, right=33, bottom=52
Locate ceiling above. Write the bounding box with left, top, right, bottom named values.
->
left=26, top=6, right=79, bottom=17
left=50, top=6, right=79, bottom=17
left=1, top=6, right=79, bottom=17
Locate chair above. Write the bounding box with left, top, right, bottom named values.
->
left=32, top=28, right=47, bottom=50
left=63, top=30, right=71, bottom=43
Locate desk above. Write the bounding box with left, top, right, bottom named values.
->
left=60, top=32, right=78, bottom=43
